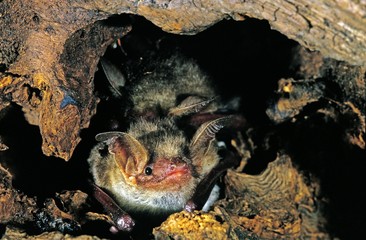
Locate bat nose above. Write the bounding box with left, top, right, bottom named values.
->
left=170, top=163, right=177, bottom=170
left=170, top=158, right=189, bottom=170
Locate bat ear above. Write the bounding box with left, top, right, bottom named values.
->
left=96, top=132, right=148, bottom=183
left=190, top=116, right=232, bottom=171
left=168, top=96, right=216, bottom=117
left=190, top=116, right=232, bottom=151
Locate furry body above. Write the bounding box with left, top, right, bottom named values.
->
left=87, top=50, right=231, bottom=229
left=88, top=117, right=221, bottom=214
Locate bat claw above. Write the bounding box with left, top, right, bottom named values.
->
left=115, top=214, right=135, bottom=232
left=109, top=214, right=135, bottom=233
left=184, top=200, right=198, bottom=212
left=109, top=226, right=119, bottom=234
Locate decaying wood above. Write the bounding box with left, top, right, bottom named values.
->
left=153, top=154, right=329, bottom=239
left=0, top=163, right=110, bottom=237
left=224, top=154, right=328, bottom=239
left=267, top=45, right=366, bottom=149
left=0, top=0, right=131, bottom=160
left=0, top=1, right=364, bottom=238
left=0, top=164, right=37, bottom=225
left=1, top=227, right=103, bottom=240
left=1, top=0, right=366, bottom=160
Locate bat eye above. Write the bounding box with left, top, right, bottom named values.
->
left=144, top=166, right=153, bottom=175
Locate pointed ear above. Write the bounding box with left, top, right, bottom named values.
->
left=96, top=132, right=148, bottom=183
left=190, top=116, right=232, bottom=160
left=168, top=96, right=215, bottom=117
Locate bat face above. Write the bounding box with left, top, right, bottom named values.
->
left=109, top=118, right=195, bottom=192
left=134, top=156, right=192, bottom=191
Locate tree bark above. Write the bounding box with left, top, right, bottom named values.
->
left=1, top=0, right=365, bottom=160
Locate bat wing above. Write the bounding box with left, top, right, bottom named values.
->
left=168, top=96, right=215, bottom=117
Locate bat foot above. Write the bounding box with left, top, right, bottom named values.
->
left=114, top=214, right=135, bottom=232
left=184, top=200, right=197, bottom=212
left=109, top=214, right=135, bottom=233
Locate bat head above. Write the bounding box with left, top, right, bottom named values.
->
left=95, top=125, right=193, bottom=192
left=95, top=115, right=232, bottom=192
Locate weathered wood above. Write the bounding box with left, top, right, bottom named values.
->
left=0, top=163, right=108, bottom=237
left=0, top=164, right=37, bottom=225
left=153, top=154, right=329, bottom=239
left=1, top=227, right=103, bottom=240
left=0, top=1, right=131, bottom=160
left=1, top=1, right=362, bottom=238
left=1, top=0, right=365, bottom=160
left=267, top=46, right=366, bottom=149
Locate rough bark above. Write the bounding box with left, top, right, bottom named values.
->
left=0, top=163, right=110, bottom=238
left=0, top=1, right=364, bottom=239
left=1, top=228, right=102, bottom=240
left=266, top=45, right=366, bottom=149
left=1, top=0, right=365, bottom=160
left=0, top=165, right=37, bottom=225
left=153, top=154, right=329, bottom=239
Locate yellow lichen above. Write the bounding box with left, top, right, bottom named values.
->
left=153, top=211, right=229, bottom=240
left=0, top=76, right=13, bottom=88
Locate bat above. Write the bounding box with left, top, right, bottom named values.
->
left=88, top=47, right=243, bottom=232
left=87, top=115, right=235, bottom=229
left=123, top=52, right=220, bottom=120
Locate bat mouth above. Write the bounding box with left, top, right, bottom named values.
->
left=144, top=157, right=192, bottom=186
left=166, top=165, right=190, bottom=178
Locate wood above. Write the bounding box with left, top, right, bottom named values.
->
left=1, top=0, right=366, bottom=160
left=1, top=1, right=364, bottom=239
left=153, top=154, right=330, bottom=239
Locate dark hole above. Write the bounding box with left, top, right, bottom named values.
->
left=24, top=84, right=42, bottom=102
